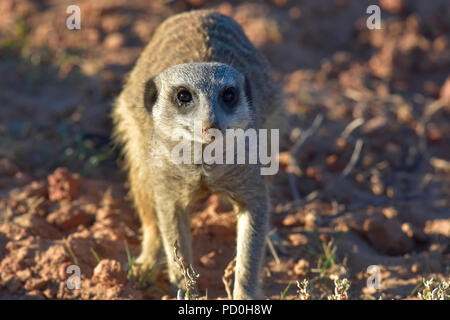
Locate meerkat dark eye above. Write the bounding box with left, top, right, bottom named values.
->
left=222, top=87, right=237, bottom=106
left=177, top=89, right=192, bottom=104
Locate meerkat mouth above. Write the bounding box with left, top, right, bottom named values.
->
left=202, top=135, right=216, bottom=145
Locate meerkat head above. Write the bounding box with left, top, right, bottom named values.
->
left=144, top=62, right=253, bottom=144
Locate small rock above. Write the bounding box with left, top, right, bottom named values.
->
left=382, top=207, right=398, bottom=219
left=43, top=288, right=55, bottom=299
left=59, top=262, right=72, bottom=280
left=379, top=0, right=406, bottom=14
left=411, top=263, right=421, bottom=273
left=304, top=211, right=321, bottom=228
left=337, top=213, right=365, bottom=233
left=22, top=181, right=48, bottom=199
left=200, top=251, right=217, bottom=269
left=16, top=269, right=31, bottom=282
left=24, top=290, right=45, bottom=300
left=363, top=215, right=414, bottom=255
left=12, top=213, right=61, bottom=244
left=282, top=214, right=302, bottom=227
left=25, top=278, right=48, bottom=291
left=7, top=278, right=22, bottom=294
left=48, top=168, right=81, bottom=202
left=293, top=259, right=309, bottom=276
left=401, top=223, right=414, bottom=238
left=96, top=207, right=113, bottom=221
left=92, top=259, right=126, bottom=285
left=47, top=206, right=91, bottom=231
left=105, top=286, right=121, bottom=299
left=104, top=33, right=124, bottom=50
left=85, top=28, right=100, bottom=46
left=287, top=233, right=308, bottom=246
left=425, top=219, right=450, bottom=237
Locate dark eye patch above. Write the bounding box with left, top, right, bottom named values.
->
left=221, top=86, right=238, bottom=108
left=144, top=77, right=158, bottom=112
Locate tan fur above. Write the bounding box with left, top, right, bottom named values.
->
left=112, top=9, right=285, bottom=299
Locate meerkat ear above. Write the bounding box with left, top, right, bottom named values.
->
left=244, top=76, right=253, bottom=107
left=144, top=77, right=158, bottom=112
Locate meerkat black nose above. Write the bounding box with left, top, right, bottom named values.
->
left=202, top=120, right=221, bottom=133
left=202, top=124, right=211, bottom=134
left=202, top=123, right=214, bottom=135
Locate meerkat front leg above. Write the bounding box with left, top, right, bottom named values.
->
left=152, top=186, right=193, bottom=292
left=232, top=180, right=270, bottom=300
left=133, top=213, right=163, bottom=280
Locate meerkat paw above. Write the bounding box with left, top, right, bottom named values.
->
left=129, top=254, right=160, bottom=285
left=232, top=285, right=261, bottom=300
left=232, top=290, right=255, bottom=300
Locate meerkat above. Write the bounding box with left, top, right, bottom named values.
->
left=112, top=9, right=285, bottom=299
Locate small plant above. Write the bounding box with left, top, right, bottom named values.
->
left=64, top=242, right=79, bottom=265
left=222, top=256, right=236, bottom=300
left=317, top=237, right=338, bottom=278
left=90, top=247, right=101, bottom=264
left=418, top=278, right=450, bottom=300
left=328, top=277, right=350, bottom=300
left=57, top=124, right=116, bottom=176
left=0, top=19, right=27, bottom=53
left=173, top=241, right=200, bottom=300
left=280, top=281, right=292, bottom=300
left=296, top=279, right=311, bottom=300
left=124, top=240, right=134, bottom=279
left=306, top=233, right=347, bottom=297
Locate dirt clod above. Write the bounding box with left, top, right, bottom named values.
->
left=92, top=259, right=127, bottom=285
left=48, top=168, right=82, bottom=202
left=293, top=259, right=309, bottom=276
left=363, top=216, right=415, bottom=255
left=47, top=206, right=91, bottom=232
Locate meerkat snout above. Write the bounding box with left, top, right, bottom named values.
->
left=202, top=123, right=217, bottom=144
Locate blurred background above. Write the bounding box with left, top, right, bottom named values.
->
left=0, top=0, right=449, bottom=300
